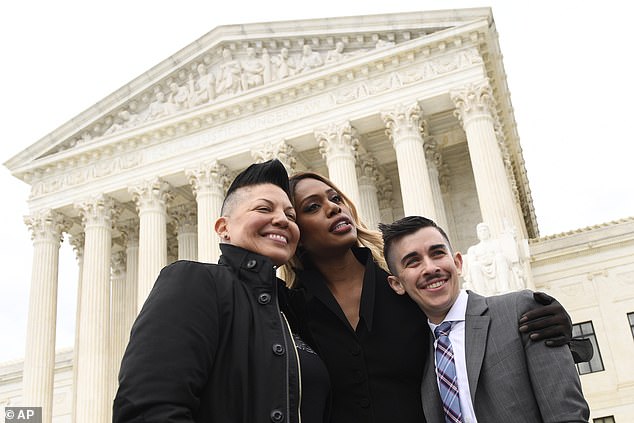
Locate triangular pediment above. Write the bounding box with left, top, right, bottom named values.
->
left=5, top=8, right=493, bottom=172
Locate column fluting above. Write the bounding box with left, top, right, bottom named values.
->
left=129, top=178, right=172, bottom=310
left=382, top=102, right=437, bottom=219
left=74, top=195, right=118, bottom=423
left=22, top=209, right=67, bottom=423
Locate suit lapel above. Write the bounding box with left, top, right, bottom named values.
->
left=464, top=291, right=490, bottom=402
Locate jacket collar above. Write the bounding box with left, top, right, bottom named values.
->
left=218, top=243, right=277, bottom=286
left=296, top=246, right=377, bottom=332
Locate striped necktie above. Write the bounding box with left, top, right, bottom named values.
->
left=434, top=321, right=463, bottom=423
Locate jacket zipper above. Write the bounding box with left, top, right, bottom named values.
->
left=281, top=311, right=302, bottom=423
left=274, top=266, right=302, bottom=423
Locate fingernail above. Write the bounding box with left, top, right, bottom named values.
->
left=519, top=325, right=527, bottom=332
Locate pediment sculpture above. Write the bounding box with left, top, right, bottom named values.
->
left=68, top=34, right=436, bottom=150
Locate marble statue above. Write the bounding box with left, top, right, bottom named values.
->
left=325, top=41, right=346, bottom=64
left=167, top=81, right=190, bottom=111
left=464, top=222, right=515, bottom=295
left=240, top=47, right=264, bottom=90
left=144, top=88, right=175, bottom=121
left=297, top=45, right=323, bottom=73
left=271, top=47, right=295, bottom=80
left=216, top=48, right=242, bottom=96
left=190, top=63, right=216, bottom=106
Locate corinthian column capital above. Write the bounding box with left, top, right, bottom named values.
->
left=69, top=231, right=85, bottom=261
left=356, top=154, right=379, bottom=182
left=251, top=141, right=297, bottom=175
left=111, top=250, right=127, bottom=278
left=117, top=219, right=139, bottom=247
left=381, top=102, right=424, bottom=144
left=24, top=209, right=69, bottom=244
left=171, top=204, right=197, bottom=234
left=129, top=178, right=173, bottom=213
left=315, top=121, right=359, bottom=160
left=74, top=195, right=119, bottom=228
left=186, top=161, right=230, bottom=197
left=424, top=137, right=443, bottom=168
left=450, top=81, right=496, bottom=126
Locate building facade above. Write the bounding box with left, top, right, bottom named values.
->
left=2, top=8, right=633, bottom=422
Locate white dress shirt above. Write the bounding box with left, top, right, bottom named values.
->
left=428, top=290, right=478, bottom=423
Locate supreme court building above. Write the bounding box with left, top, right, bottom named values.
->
left=2, top=8, right=634, bottom=422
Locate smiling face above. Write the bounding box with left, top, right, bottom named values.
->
left=215, top=183, right=299, bottom=266
left=387, top=226, right=463, bottom=324
left=292, top=177, right=357, bottom=258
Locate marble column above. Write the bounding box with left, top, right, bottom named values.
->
left=356, top=154, right=381, bottom=229
left=109, top=250, right=126, bottom=399
left=381, top=102, right=437, bottom=220
left=74, top=195, right=118, bottom=423
left=68, top=231, right=84, bottom=423
left=22, top=209, right=67, bottom=423
left=315, top=121, right=361, bottom=206
left=424, top=137, right=450, bottom=232
left=117, top=220, right=139, bottom=350
left=187, top=162, right=228, bottom=263
left=172, top=204, right=198, bottom=261
left=377, top=174, right=394, bottom=224
left=129, top=178, right=172, bottom=310
left=451, top=82, right=524, bottom=237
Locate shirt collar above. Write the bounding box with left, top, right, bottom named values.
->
left=428, top=289, right=468, bottom=333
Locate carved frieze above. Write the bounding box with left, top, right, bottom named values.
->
left=28, top=44, right=484, bottom=200
left=30, top=152, right=141, bottom=199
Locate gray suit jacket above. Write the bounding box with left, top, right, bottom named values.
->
left=421, top=290, right=589, bottom=423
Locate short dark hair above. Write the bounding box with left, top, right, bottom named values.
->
left=378, top=216, right=452, bottom=274
left=221, top=159, right=290, bottom=215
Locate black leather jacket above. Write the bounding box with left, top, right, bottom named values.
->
left=114, top=244, right=303, bottom=423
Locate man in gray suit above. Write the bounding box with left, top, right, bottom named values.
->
left=379, top=216, right=589, bottom=423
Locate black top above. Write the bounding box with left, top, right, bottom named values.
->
left=293, top=247, right=430, bottom=423
left=293, top=334, right=331, bottom=423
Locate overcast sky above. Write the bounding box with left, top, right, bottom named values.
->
left=1, top=1, right=632, bottom=362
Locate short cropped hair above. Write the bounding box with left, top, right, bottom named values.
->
left=220, top=159, right=290, bottom=215
left=378, top=216, right=452, bottom=274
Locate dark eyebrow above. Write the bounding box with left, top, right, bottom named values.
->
left=256, top=198, right=294, bottom=210
left=399, top=243, right=448, bottom=265
left=429, top=243, right=448, bottom=252
left=399, top=251, right=419, bottom=266
left=298, top=188, right=336, bottom=206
